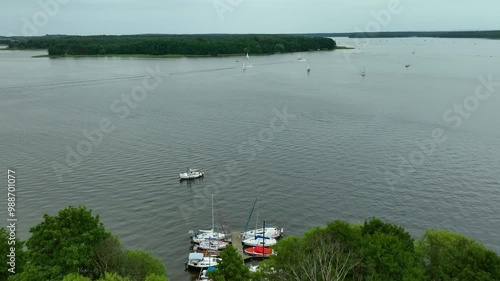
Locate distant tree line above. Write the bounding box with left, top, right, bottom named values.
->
left=348, top=30, right=500, bottom=39
left=292, top=30, right=500, bottom=39
left=6, top=34, right=336, bottom=56
left=0, top=39, right=12, bottom=45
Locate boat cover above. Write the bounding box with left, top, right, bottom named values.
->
left=189, top=253, right=204, bottom=260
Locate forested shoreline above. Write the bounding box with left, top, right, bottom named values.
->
left=346, top=30, right=500, bottom=39
left=2, top=205, right=500, bottom=281
left=4, top=34, right=337, bottom=57
left=3, top=30, right=499, bottom=57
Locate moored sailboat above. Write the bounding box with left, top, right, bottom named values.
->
left=244, top=245, right=273, bottom=257
left=190, top=195, right=229, bottom=244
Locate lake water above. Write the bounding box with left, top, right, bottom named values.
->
left=0, top=38, right=499, bottom=280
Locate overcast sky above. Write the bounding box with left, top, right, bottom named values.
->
left=1, top=0, right=499, bottom=36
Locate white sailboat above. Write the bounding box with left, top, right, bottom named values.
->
left=242, top=235, right=277, bottom=247
left=197, top=238, right=228, bottom=250
left=246, top=53, right=250, bottom=60
left=242, top=221, right=278, bottom=247
left=191, top=195, right=228, bottom=244
left=242, top=227, right=282, bottom=239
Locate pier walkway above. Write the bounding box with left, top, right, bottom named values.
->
left=231, top=232, right=253, bottom=261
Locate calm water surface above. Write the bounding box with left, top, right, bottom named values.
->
left=0, top=38, right=499, bottom=280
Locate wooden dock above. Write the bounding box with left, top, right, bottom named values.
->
left=231, top=232, right=253, bottom=261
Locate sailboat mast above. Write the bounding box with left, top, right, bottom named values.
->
left=211, top=194, right=214, bottom=232
left=263, top=220, right=266, bottom=248
left=243, top=191, right=259, bottom=234
left=255, top=213, right=258, bottom=237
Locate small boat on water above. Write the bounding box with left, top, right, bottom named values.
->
left=191, top=229, right=228, bottom=244
left=180, top=167, right=204, bottom=180
left=186, top=253, right=221, bottom=270
left=242, top=235, right=277, bottom=247
left=244, top=245, right=273, bottom=257
left=197, top=238, right=228, bottom=250
left=242, top=227, right=282, bottom=239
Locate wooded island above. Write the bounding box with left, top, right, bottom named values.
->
left=5, top=34, right=337, bottom=57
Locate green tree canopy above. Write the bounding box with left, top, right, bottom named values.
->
left=23, top=206, right=110, bottom=280
left=0, top=227, right=26, bottom=281
left=62, top=273, right=92, bottom=281
left=361, top=217, right=424, bottom=280
left=208, top=245, right=251, bottom=281
left=261, top=220, right=364, bottom=281
left=122, top=250, right=167, bottom=281
left=416, top=229, right=500, bottom=281
left=93, top=236, right=127, bottom=277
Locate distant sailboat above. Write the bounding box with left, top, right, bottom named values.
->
left=361, top=67, right=366, bottom=77
left=307, top=60, right=311, bottom=73
left=298, top=53, right=302, bottom=60
left=246, top=53, right=250, bottom=60
left=243, top=62, right=247, bottom=71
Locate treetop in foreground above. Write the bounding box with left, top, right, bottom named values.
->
left=6, top=205, right=169, bottom=281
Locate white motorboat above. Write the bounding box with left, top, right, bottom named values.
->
left=242, top=235, right=277, bottom=247
left=186, top=253, right=220, bottom=270
left=179, top=168, right=204, bottom=180
left=242, top=227, right=282, bottom=240
left=197, top=239, right=228, bottom=250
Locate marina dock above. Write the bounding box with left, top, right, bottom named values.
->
left=231, top=232, right=253, bottom=261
